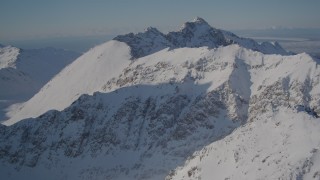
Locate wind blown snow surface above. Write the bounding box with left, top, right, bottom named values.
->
left=0, top=18, right=320, bottom=180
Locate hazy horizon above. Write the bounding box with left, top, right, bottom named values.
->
left=1, top=0, right=320, bottom=55
left=2, top=27, right=320, bottom=58
left=1, top=0, right=320, bottom=41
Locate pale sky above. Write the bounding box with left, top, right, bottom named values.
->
left=1, top=0, right=320, bottom=42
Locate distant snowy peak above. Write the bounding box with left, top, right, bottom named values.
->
left=114, top=17, right=289, bottom=58
left=190, top=17, right=208, bottom=24
left=3, top=40, right=131, bottom=125
left=167, top=17, right=229, bottom=48
left=0, top=45, right=20, bottom=69
left=0, top=45, right=80, bottom=71
left=0, top=45, right=80, bottom=121
left=221, top=30, right=288, bottom=55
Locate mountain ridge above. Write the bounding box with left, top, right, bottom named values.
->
left=1, top=18, right=320, bottom=180
left=114, top=17, right=289, bottom=58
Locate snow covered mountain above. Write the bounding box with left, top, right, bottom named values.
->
left=4, top=17, right=289, bottom=125
left=114, top=17, right=289, bottom=58
left=0, top=45, right=80, bottom=121
left=1, top=18, right=320, bottom=180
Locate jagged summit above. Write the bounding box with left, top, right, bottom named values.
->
left=144, top=26, right=161, bottom=33
left=192, top=17, right=208, bottom=23
left=113, top=27, right=171, bottom=59
left=168, top=17, right=228, bottom=49
left=114, top=17, right=289, bottom=58
left=179, top=17, right=211, bottom=30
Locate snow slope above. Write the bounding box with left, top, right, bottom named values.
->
left=3, top=40, right=131, bottom=125
left=167, top=109, right=320, bottom=180
left=0, top=45, right=79, bottom=121
left=0, top=44, right=319, bottom=179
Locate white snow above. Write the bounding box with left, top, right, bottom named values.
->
left=1, top=17, right=320, bottom=180
left=0, top=45, right=79, bottom=121
left=3, top=40, right=131, bottom=125
left=168, top=108, right=320, bottom=180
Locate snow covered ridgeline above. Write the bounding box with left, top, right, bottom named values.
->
left=1, top=43, right=320, bottom=179
left=114, top=17, right=289, bottom=58
left=3, top=41, right=132, bottom=125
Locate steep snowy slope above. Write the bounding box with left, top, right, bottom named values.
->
left=0, top=44, right=319, bottom=180
left=167, top=51, right=320, bottom=180
left=0, top=45, right=80, bottom=121
left=14, top=47, right=80, bottom=85
left=4, top=17, right=289, bottom=125
left=167, top=109, right=320, bottom=180
left=3, top=40, right=131, bottom=125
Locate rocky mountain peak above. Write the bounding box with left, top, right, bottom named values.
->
left=179, top=17, right=211, bottom=31
left=114, top=18, right=289, bottom=59
left=193, top=17, right=208, bottom=23
left=144, top=26, right=162, bottom=34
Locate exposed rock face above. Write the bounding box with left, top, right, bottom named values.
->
left=114, top=27, right=173, bottom=59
